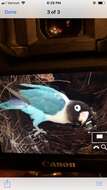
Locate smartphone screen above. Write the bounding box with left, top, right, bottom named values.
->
left=0, top=1, right=107, bottom=173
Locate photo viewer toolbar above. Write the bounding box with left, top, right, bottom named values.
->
left=0, top=178, right=107, bottom=190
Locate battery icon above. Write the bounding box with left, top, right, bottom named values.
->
left=98, top=1, right=105, bottom=4
left=91, top=132, right=107, bottom=143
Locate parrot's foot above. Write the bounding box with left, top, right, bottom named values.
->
left=34, top=126, right=47, bottom=136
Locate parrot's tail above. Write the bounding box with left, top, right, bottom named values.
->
left=0, top=98, right=27, bottom=110
left=0, top=98, right=48, bottom=126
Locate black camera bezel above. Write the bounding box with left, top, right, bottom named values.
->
left=0, top=52, right=107, bottom=172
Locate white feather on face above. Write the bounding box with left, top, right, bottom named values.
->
left=78, top=111, right=89, bottom=125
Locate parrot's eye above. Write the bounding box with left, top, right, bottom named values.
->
left=74, top=105, right=81, bottom=112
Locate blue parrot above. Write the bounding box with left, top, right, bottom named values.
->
left=0, top=84, right=92, bottom=135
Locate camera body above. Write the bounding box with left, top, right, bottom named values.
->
left=0, top=19, right=107, bottom=173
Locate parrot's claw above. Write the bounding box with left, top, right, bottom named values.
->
left=34, top=126, right=47, bottom=136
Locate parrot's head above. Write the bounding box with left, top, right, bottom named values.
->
left=66, top=100, right=96, bottom=128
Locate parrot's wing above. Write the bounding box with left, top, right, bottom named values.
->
left=19, top=84, right=70, bottom=115
left=0, top=98, right=47, bottom=126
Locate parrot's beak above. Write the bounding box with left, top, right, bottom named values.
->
left=78, top=111, right=89, bottom=125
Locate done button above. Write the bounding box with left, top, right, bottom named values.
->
left=4, top=10, right=16, bottom=14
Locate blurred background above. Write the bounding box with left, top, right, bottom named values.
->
left=0, top=19, right=107, bottom=57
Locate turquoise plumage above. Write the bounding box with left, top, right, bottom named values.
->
left=0, top=84, right=69, bottom=127
left=0, top=84, right=92, bottom=134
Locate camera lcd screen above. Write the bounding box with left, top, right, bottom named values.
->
left=0, top=71, right=107, bottom=155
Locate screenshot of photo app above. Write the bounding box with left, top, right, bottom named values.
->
left=0, top=0, right=107, bottom=176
